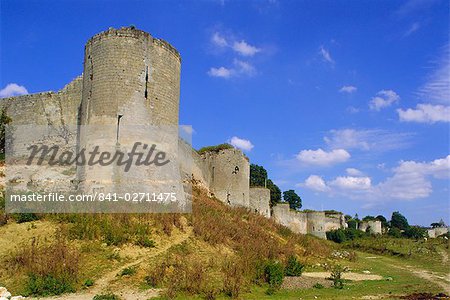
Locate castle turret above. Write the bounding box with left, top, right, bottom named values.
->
left=77, top=27, right=182, bottom=196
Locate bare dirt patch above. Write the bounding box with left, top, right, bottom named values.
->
left=281, top=276, right=332, bottom=289
left=302, top=271, right=384, bottom=281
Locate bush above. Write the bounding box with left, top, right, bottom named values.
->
left=388, top=227, right=402, bottom=238
left=9, top=233, right=79, bottom=296
left=264, top=260, right=284, bottom=294
left=326, top=228, right=366, bottom=243
left=197, top=143, right=233, bottom=155
left=284, top=255, right=304, bottom=276
left=13, top=213, right=39, bottom=223
left=119, top=266, right=136, bottom=276
left=83, top=278, right=94, bottom=287
left=135, top=236, right=156, bottom=248
left=222, top=258, right=245, bottom=299
left=93, top=293, right=120, bottom=300
left=25, top=274, right=75, bottom=296
left=329, top=264, right=346, bottom=289
left=313, top=283, right=324, bottom=289
left=404, top=226, right=427, bottom=239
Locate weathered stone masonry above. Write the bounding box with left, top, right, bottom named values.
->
left=2, top=27, right=347, bottom=238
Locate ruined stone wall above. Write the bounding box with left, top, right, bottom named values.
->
left=306, top=212, right=327, bottom=239
left=249, top=187, right=271, bottom=218
left=199, top=148, right=250, bottom=208
left=272, top=203, right=308, bottom=234
left=428, top=227, right=449, bottom=238
left=324, top=213, right=347, bottom=232
left=358, top=220, right=382, bottom=234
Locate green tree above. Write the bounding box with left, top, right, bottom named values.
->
left=0, top=108, right=12, bottom=155
left=283, top=190, right=302, bottom=210
left=267, top=179, right=281, bottom=207
left=347, top=219, right=357, bottom=230
left=362, top=215, right=376, bottom=221
left=390, top=211, right=409, bottom=231
left=250, top=164, right=267, bottom=187
left=404, top=226, right=427, bottom=239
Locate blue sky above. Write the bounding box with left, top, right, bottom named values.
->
left=1, top=0, right=449, bottom=226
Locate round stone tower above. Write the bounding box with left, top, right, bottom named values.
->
left=77, top=27, right=182, bottom=198
left=80, top=26, right=181, bottom=126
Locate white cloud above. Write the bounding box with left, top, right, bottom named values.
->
left=296, top=148, right=350, bottom=166
left=211, top=32, right=228, bottom=48
left=232, top=40, right=261, bottom=56
left=329, top=176, right=372, bottom=190
left=339, top=85, right=357, bottom=94
left=208, top=67, right=233, bottom=78
left=302, top=155, right=450, bottom=202
left=319, top=46, right=334, bottom=64
left=346, top=168, right=363, bottom=176
left=324, top=128, right=413, bottom=152
left=208, top=60, right=256, bottom=79
left=397, top=104, right=450, bottom=123
left=0, top=83, right=28, bottom=98
left=301, top=175, right=329, bottom=192
left=347, top=106, right=360, bottom=114
left=369, top=90, right=400, bottom=111
left=377, top=156, right=450, bottom=200
left=230, top=136, right=254, bottom=151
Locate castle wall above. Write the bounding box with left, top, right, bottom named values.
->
left=200, top=148, right=250, bottom=208
left=249, top=187, right=271, bottom=218
left=272, top=203, right=308, bottom=234
left=324, top=213, right=347, bottom=232
left=428, top=227, right=448, bottom=238
left=358, top=220, right=382, bottom=234
left=307, top=212, right=327, bottom=239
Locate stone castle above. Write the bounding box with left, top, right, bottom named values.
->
left=1, top=27, right=382, bottom=238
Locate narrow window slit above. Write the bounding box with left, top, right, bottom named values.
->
left=144, top=66, right=148, bottom=99
left=116, top=114, right=123, bottom=143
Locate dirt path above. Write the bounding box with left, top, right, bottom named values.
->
left=32, top=228, right=193, bottom=300
left=397, top=264, right=450, bottom=295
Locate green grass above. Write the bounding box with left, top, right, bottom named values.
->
left=167, top=250, right=444, bottom=300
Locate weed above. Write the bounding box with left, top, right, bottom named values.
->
left=284, top=255, right=304, bottom=276
left=119, top=266, right=136, bottom=276
left=93, top=293, right=120, bottom=300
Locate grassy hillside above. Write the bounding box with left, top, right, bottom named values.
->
left=0, top=185, right=334, bottom=299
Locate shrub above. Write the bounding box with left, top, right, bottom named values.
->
left=93, top=293, right=120, bottom=300
left=222, top=258, right=245, bottom=299
left=329, top=264, right=346, bottom=289
left=83, top=278, right=94, bottom=287
left=404, top=226, right=427, bottom=239
left=13, top=213, right=39, bottom=223
left=313, top=283, right=324, bottom=289
left=197, top=143, right=233, bottom=155
left=135, top=236, right=156, bottom=248
left=388, top=227, right=402, bottom=238
left=9, top=233, right=79, bottom=296
left=284, top=255, right=304, bottom=276
left=119, top=266, right=136, bottom=276
left=264, top=260, right=284, bottom=294
left=326, top=229, right=346, bottom=243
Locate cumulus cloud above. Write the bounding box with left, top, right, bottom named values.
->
left=301, top=175, right=329, bottom=192
left=296, top=148, right=350, bottom=166
left=329, top=176, right=372, bottom=190
left=397, top=104, right=450, bottom=123
left=0, top=83, right=28, bottom=98
left=339, top=85, right=357, bottom=94
left=232, top=40, right=261, bottom=56
left=208, top=60, right=256, bottom=79
left=302, top=155, right=450, bottom=202
left=230, top=136, right=254, bottom=151
left=369, top=90, right=400, bottom=111
left=324, top=128, right=413, bottom=152
left=211, top=32, right=228, bottom=48
left=208, top=66, right=233, bottom=78
left=319, top=46, right=334, bottom=64
left=346, top=168, right=363, bottom=176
